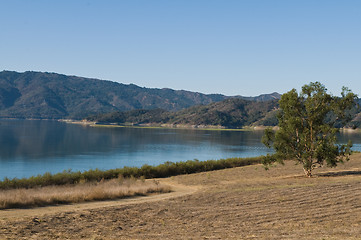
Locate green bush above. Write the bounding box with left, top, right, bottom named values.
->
left=0, top=156, right=263, bottom=190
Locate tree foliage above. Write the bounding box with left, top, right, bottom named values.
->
left=262, top=82, right=358, bottom=177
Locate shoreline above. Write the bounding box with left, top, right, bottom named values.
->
left=61, top=119, right=360, bottom=132
left=61, top=119, right=277, bottom=132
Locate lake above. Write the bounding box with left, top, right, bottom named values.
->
left=0, top=120, right=360, bottom=180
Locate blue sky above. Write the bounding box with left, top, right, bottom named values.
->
left=1, top=0, right=361, bottom=96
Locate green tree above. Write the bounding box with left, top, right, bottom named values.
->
left=262, top=82, right=357, bottom=177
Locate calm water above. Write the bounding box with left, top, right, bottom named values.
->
left=0, top=120, right=360, bottom=180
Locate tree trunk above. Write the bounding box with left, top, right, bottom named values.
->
left=303, top=167, right=312, bottom=177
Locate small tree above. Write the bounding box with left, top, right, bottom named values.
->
left=262, top=82, right=357, bottom=177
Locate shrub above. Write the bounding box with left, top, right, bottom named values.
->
left=0, top=156, right=263, bottom=190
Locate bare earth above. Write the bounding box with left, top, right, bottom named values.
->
left=1, top=155, right=361, bottom=239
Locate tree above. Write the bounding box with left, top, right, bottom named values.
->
left=262, top=82, right=358, bottom=177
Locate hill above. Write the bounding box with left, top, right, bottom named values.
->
left=0, top=71, right=228, bottom=119
left=86, top=98, right=280, bottom=128
left=238, top=92, right=281, bottom=102
left=0, top=71, right=280, bottom=119
left=87, top=97, right=361, bottom=129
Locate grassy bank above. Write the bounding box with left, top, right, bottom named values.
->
left=0, top=156, right=263, bottom=190
left=0, top=177, right=170, bottom=209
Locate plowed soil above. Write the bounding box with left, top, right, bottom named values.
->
left=1, top=154, right=361, bottom=239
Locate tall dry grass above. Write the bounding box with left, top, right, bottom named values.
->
left=0, top=177, right=171, bottom=209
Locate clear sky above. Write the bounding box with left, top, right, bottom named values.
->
left=1, top=0, right=361, bottom=96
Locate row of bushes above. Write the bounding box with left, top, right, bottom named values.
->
left=0, top=156, right=263, bottom=190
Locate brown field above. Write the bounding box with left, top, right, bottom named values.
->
left=0, top=178, right=170, bottom=210
left=1, top=154, right=361, bottom=239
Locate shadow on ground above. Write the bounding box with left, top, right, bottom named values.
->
left=317, top=170, right=361, bottom=177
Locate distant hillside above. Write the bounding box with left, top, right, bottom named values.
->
left=0, top=71, right=281, bottom=119
left=0, top=71, right=228, bottom=119
left=87, top=97, right=361, bottom=129
left=239, top=92, right=281, bottom=102
left=87, top=98, right=280, bottom=128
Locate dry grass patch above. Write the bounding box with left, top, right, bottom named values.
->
left=0, top=177, right=171, bottom=209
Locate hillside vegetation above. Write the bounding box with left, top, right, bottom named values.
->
left=2, top=71, right=360, bottom=128
left=0, top=71, right=228, bottom=119
left=0, top=71, right=282, bottom=119
left=87, top=97, right=361, bottom=129
left=87, top=98, right=280, bottom=128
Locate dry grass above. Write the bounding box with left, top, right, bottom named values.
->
left=0, top=177, right=170, bottom=209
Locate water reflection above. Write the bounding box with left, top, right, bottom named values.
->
left=336, top=130, right=361, bottom=152
left=0, top=120, right=267, bottom=160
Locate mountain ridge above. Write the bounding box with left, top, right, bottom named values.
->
left=0, top=71, right=281, bottom=119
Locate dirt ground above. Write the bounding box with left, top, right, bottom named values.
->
left=1, top=154, right=361, bottom=240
